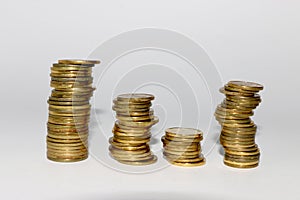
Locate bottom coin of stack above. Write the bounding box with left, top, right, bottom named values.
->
left=161, top=127, right=206, bottom=167
left=109, top=93, right=159, bottom=166
left=215, top=80, right=264, bottom=168
left=46, top=59, right=100, bottom=162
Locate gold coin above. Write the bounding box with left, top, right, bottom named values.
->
left=116, top=115, right=155, bottom=122
left=113, top=99, right=150, bottom=105
left=51, top=77, right=93, bottom=82
left=113, top=137, right=150, bottom=145
left=118, top=117, right=159, bottom=128
left=222, top=125, right=257, bottom=133
left=116, top=109, right=154, bottom=117
left=47, top=154, right=88, bottom=162
left=112, top=106, right=150, bottom=113
left=166, top=155, right=204, bottom=163
left=163, top=149, right=200, bottom=156
left=47, top=100, right=90, bottom=106
left=109, top=145, right=149, bottom=154
left=162, top=135, right=202, bottom=144
left=215, top=117, right=251, bottom=124
left=113, top=129, right=151, bottom=138
left=114, top=122, right=150, bottom=134
left=108, top=137, right=147, bottom=147
left=221, top=121, right=255, bottom=128
left=223, top=159, right=259, bottom=166
left=224, top=155, right=260, bottom=163
left=116, top=155, right=157, bottom=166
left=47, top=136, right=87, bottom=143
left=110, top=150, right=153, bottom=160
left=169, top=159, right=206, bottom=167
left=221, top=132, right=255, bottom=139
left=47, top=133, right=88, bottom=140
left=50, top=72, right=91, bottom=78
left=163, top=143, right=201, bottom=151
left=219, top=87, right=255, bottom=97
left=117, top=93, right=154, bottom=102
left=47, top=145, right=87, bottom=152
left=47, top=125, right=88, bottom=133
left=47, top=140, right=88, bottom=148
left=221, top=142, right=256, bottom=149
left=216, top=105, right=254, bottom=115
left=224, top=85, right=256, bottom=96
left=227, top=81, right=263, bottom=92
left=58, top=59, right=100, bottom=65
left=223, top=161, right=259, bottom=169
left=214, top=112, right=250, bottom=120
left=49, top=104, right=91, bottom=110
left=220, top=135, right=254, bottom=142
left=165, top=127, right=203, bottom=138
left=163, top=152, right=200, bottom=159
left=225, top=148, right=260, bottom=156
left=222, top=100, right=258, bottom=108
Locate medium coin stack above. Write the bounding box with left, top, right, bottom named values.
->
left=109, top=93, right=159, bottom=166
left=161, top=127, right=206, bottom=167
left=215, top=80, right=264, bottom=168
left=47, top=59, right=100, bottom=162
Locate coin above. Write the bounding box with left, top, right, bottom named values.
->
left=227, top=81, right=264, bottom=92
left=116, top=115, right=155, bottom=122
left=116, top=93, right=155, bottom=102
left=116, top=155, right=158, bottom=166
left=170, top=159, right=206, bottom=167
left=165, top=127, right=203, bottom=139
left=58, top=59, right=100, bottom=65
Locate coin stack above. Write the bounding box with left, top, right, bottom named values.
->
left=109, top=93, right=159, bottom=166
left=46, top=59, right=100, bottom=162
left=161, top=127, right=206, bottom=167
left=215, top=80, right=264, bottom=168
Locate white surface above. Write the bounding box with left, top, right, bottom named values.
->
left=1, top=0, right=300, bottom=199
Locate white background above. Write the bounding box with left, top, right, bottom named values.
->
left=1, top=0, right=300, bottom=199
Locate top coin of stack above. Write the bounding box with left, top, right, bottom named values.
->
left=215, top=80, right=264, bottom=169
left=162, top=127, right=206, bottom=167
left=47, top=59, right=100, bottom=162
left=109, top=93, right=159, bottom=166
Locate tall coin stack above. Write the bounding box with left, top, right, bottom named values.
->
left=47, top=59, right=100, bottom=162
left=109, top=93, right=159, bottom=166
left=215, top=81, right=264, bottom=168
left=161, top=127, right=206, bottom=167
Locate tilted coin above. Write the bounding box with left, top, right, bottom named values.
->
left=116, top=93, right=155, bottom=102
left=117, top=117, right=159, bottom=128
left=227, top=80, right=264, bottom=92
left=219, top=87, right=255, bottom=97
left=58, top=59, right=100, bottom=65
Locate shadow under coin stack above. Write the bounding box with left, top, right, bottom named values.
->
left=161, top=127, right=206, bottom=167
left=47, top=59, right=100, bottom=162
left=215, top=81, right=264, bottom=168
left=109, top=93, right=159, bottom=166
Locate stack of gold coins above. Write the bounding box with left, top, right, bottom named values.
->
left=161, top=127, right=206, bottom=167
left=46, top=59, right=100, bottom=162
left=215, top=80, right=264, bottom=168
left=109, top=93, right=159, bottom=165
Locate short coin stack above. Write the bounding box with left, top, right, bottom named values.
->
left=47, top=59, right=100, bottom=162
left=161, top=127, right=206, bottom=167
left=215, top=80, right=264, bottom=168
left=109, top=93, right=159, bottom=165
